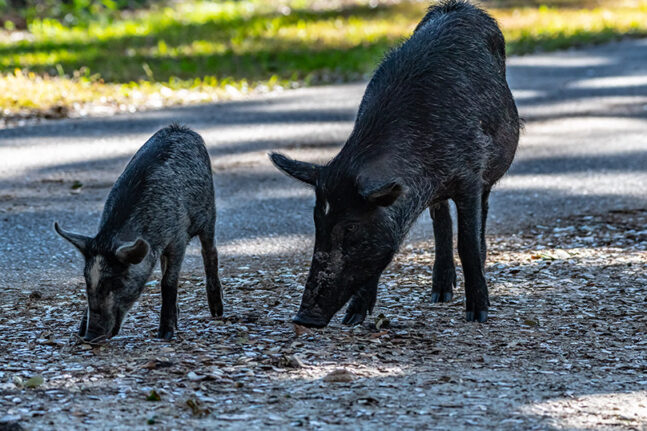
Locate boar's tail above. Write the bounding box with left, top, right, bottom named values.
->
left=415, top=0, right=507, bottom=70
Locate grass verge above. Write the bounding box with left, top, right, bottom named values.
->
left=1, top=0, right=647, bottom=120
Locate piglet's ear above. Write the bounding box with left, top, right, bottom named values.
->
left=269, top=152, right=320, bottom=187
left=116, top=238, right=150, bottom=265
left=358, top=178, right=406, bottom=207
left=54, top=222, right=91, bottom=255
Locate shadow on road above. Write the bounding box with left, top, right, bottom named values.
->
left=1, top=38, right=647, bottom=290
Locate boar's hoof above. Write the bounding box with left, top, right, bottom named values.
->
left=465, top=310, right=488, bottom=323
left=342, top=311, right=366, bottom=326
left=342, top=294, right=373, bottom=326
left=157, top=328, right=175, bottom=340
left=431, top=291, right=453, bottom=303
left=292, top=312, right=328, bottom=329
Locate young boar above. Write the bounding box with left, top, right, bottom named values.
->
left=55, top=125, right=223, bottom=341
left=270, top=0, right=519, bottom=327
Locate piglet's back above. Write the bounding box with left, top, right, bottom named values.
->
left=96, top=124, right=214, bottom=248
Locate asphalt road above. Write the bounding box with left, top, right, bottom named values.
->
left=1, top=38, right=646, bottom=290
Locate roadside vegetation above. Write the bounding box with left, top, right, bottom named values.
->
left=2, top=0, right=647, bottom=120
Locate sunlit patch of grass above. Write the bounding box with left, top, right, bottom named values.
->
left=1, top=1, right=421, bottom=82
left=497, top=2, right=647, bottom=54
left=1, top=0, right=647, bottom=119
left=0, top=69, right=290, bottom=121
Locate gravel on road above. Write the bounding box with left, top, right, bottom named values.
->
left=1, top=38, right=646, bottom=430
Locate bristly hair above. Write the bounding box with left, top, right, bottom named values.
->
left=414, top=0, right=476, bottom=32
left=167, top=122, right=190, bottom=132
left=416, top=0, right=505, bottom=60
left=433, top=0, right=474, bottom=13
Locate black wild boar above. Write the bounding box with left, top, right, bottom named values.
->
left=55, top=125, right=223, bottom=341
left=270, top=0, right=519, bottom=327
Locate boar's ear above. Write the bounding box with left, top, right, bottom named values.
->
left=269, top=152, right=320, bottom=186
left=54, top=222, right=91, bottom=254
left=116, top=238, right=150, bottom=265
left=358, top=178, right=406, bottom=207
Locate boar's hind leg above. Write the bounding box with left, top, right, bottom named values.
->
left=430, top=200, right=456, bottom=303
left=199, top=225, right=223, bottom=318
left=342, top=280, right=378, bottom=326
left=455, top=189, right=489, bottom=323
left=158, top=246, right=185, bottom=340
left=480, top=188, right=491, bottom=268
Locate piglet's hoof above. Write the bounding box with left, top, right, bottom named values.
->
left=157, top=328, right=175, bottom=340
left=209, top=301, right=223, bottom=318
left=465, top=310, right=488, bottom=323
left=431, top=291, right=453, bottom=303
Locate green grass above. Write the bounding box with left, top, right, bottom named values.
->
left=0, top=0, right=156, bottom=30
left=2, top=0, right=647, bottom=118
left=3, top=1, right=418, bottom=83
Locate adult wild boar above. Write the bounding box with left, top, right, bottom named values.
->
left=55, top=125, right=223, bottom=341
left=270, top=0, right=519, bottom=327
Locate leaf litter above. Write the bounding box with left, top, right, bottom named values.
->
left=0, top=209, right=645, bottom=429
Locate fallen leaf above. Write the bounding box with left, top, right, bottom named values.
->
left=523, top=319, right=538, bottom=327
left=357, top=396, right=379, bottom=405
left=187, top=371, right=206, bottom=381
left=24, top=376, right=44, bottom=388
left=142, top=359, right=173, bottom=370
left=375, top=313, right=390, bottom=330
left=284, top=354, right=306, bottom=368
left=323, top=369, right=355, bottom=383
left=12, top=376, right=23, bottom=388
left=186, top=398, right=210, bottom=417
left=293, top=324, right=308, bottom=337
left=146, top=390, right=161, bottom=402
left=370, top=330, right=389, bottom=339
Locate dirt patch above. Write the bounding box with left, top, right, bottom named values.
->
left=1, top=210, right=646, bottom=430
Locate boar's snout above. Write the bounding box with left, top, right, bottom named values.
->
left=82, top=311, right=118, bottom=343
left=82, top=323, right=111, bottom=343
left=82, top=330, right=106, bottom=343
left=293, top=278, right=335, bottom=328
left=83, top=322, right=120, bottom=343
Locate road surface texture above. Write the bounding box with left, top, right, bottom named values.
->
left=0, top=39, right=646, bottom=430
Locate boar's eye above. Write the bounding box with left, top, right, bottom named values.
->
left=345, top=223, right=358, bottom=233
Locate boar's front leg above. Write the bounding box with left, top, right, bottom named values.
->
left=342, top=278, right=378, bottom=326
left=158, top=246, right=185, bottom=340
left=455, top=187, right=489, bottom=323
left=430, top=200, right=456, bottom=303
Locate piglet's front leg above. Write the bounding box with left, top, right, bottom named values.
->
left=78, top=306, right=88, bottom=337
left=158, top=250, right=184, bottom=340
